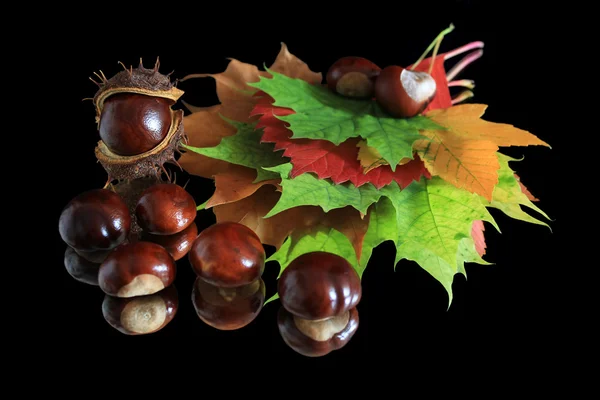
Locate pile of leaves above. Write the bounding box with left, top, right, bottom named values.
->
left=178, top=42, right=551, bottom=307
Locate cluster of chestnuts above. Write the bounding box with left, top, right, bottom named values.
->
left=59, top=57, right=365, bottom=356
left=326, top=56, right=437, bottom=118
left=60, top=182, right=197, bottom=335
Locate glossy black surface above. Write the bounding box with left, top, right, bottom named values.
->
left=51, top=3, right=566, bottom=365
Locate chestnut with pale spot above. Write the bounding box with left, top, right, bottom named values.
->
left=64, top=246, right=101, bottom=286
left=135, top=183, right=197, bottom=235
left=375, top=65, right=437, bottom=118
left=277, top=251, right=362, bottom=357
left=326, top=56, right=381, bottom=99
left=58, top=189, right=131, bottom=253
left=98, top=241, right=176, bottom=298
left=141, top=221, right=198, bottom=261
left=99, top=93, right=173, bottom=156
left=189, top=222, right=265, bottom=288
left=102, top=285, right=178, bottom=335
left=192, top=277, right=265, bottom=331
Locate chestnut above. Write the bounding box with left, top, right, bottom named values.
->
left=98, top=93, right=173, bottom=156
left=326, top=56, right=381, bottom=98
left=277, top=251, right=362, bottom=357
left=58, top=189, right=131, bottom=253
left=141, top=222, right=198, bottom=261
left=189, top=222, right=265, bottom=288
left=102, top=285, right=178, bottom=335
left=135, top=183, right=197, bottom=235
left=64, top=246, right=100, bottom=286
left=374, top=65, right=437, bottom=118
left=192, top=277, right=265, bottom=331
left=98, top=241, right=176, bottom=298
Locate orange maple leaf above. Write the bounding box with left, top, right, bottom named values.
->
left=416, top=104, right=550, bottom=201
left=425, top=104, right=550, bottom=148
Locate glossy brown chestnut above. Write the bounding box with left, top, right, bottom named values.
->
left=375, top=65, right=437, bottom=118
left=277, top=306, right=359, bottom=357
left=98, top=241, right=176, bottom=298
left=98, top=93, right=173, bottom=156
left=64, top=247, right=100, bottom=286
left=141, top=222, right=198, bottom=261
left=278, top=252, right=362, bottom=320
left=326, top=56, right=381, bottom=98
left=59, top=189, right=131, bottom=253
left=189, top=222, right=265, bottom=288
left=135, top=183, right=197, bottom=235
left=192, top=277, right=265, bottom=331
left=102, top=285, right=178, bottom=335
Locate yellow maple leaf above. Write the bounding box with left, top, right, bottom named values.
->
left=356, top=140, right=411, bottom=173
left=414, top=132, right=500, bottom=201
left=425, top=104, right=551, bottom=147
left=416, top=104, right=550, bottom=201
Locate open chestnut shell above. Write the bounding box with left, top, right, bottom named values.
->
left=141, top=221, right=198, bottom=261
left=277, top=306, right=359, bottom=357
left=189, top=222, right=265, bottom=288
left=102, top=285, right=178, bottom=335
left=64, top=246, right=101, bottom=286
left=192, top=277, right=265, bottom=331
left=374, top=65, right=437, bottom=118
left=98, top=241, right=176, bottom=298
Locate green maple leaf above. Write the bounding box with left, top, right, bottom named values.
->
left=264, top=227, right=359, bottom=305
left=263, top=163, right=382, bottom=217
left=358, top=197, right=398, bottom=277
left=181, top=117, right=287, bottom=182
left=380, top=177, right=499, bottom=306
left=483, top=153, right=552, bottom=229
left=250, top=69, right=443, bottom=169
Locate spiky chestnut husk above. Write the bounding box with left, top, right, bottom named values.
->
left=91, top=60, right=186, bottom=182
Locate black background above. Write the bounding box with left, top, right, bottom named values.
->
left=50, top=1, right=568, bottom=365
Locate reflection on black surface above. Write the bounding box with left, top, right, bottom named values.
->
left=102, top=285, right=179, bottom=335
left=64, top=246, right=101, bottom=286
left=277, top=306, right=360, bottom=358
left=192, top=277, right=265, bottom=331
left=140, top=221, right=198, bottom=261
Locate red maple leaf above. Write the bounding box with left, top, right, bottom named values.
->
left=251, top=95, right=430, bottom=189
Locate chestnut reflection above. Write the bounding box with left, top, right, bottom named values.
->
left=191, top=277, right=265, bottom=331
left=64, top=246, right=101, bottom=286
left=277, top=306, right=359, bottom=357
left=141, top=222, right=198, bottom=261
left=102, top=285, right=178, bottom=335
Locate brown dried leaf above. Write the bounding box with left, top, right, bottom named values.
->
left=206, top=164, right=280, bottom=208
left=180, top=43, right=323, bottom=199
left=213, top=185, right=323, bottom=249
left=303, top=207, right=369, bottom=260
left=177, top=105, right=237, bottom=179
left=267, top=43, right=322, bottom=84
left=213, top=184, right=368, bottom=254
